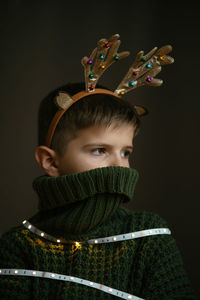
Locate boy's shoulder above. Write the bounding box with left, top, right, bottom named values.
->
left=117, top=206, right=169, bottom=231
left=0, top=224, right=30, bottom=247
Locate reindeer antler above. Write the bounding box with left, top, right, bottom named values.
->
left=114, top=45, right=174, bottom=95
left=81, top=34, right=130, bottom=92
left=45, top=35, right=175, bottom=148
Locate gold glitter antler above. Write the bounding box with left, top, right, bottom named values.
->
left=114, top=45, right=174, bottom=95
left=81, top=34, right=130, bottom=92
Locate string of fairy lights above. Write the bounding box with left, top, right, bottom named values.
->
left=0, top=220, right=171, bottom=299
left=0, top=268, right=143, bottom=300
left=22, top=220, right=171, bottom=245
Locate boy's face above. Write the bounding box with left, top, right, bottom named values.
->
left=56, top=122, right=135, bottom=176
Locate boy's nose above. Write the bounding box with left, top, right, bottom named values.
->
left=108, top=155, right=127, bottom=167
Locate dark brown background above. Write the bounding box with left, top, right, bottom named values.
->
left=0, top=0, right=199, bottom=298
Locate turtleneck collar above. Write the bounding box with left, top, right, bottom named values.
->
left=31, top=166, right=139, bottom=235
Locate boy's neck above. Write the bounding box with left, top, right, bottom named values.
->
left=31, top=166, right=139, bottom=235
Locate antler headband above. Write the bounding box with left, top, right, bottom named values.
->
left=45, top=34, right=174, bottom=148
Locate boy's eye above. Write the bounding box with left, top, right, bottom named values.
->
left=91, top=148, right=106, bottom=155
left=121, top=150, right=131, bottom=158
left=91, top=148, right=131, bottom=158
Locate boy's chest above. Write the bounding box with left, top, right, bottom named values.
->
left=30, top=239, right=141, bottom=299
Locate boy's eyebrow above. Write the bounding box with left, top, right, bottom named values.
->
left=83, top=143, right=134, bottom=150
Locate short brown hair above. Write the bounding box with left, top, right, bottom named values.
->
left=38, top=82, right=141, bottom=155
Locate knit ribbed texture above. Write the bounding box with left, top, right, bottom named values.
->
left=33, top=166, right=139, bottom=210
left=0, top=166, right=197, bottom=299
left=31, top=166, right=139, bottom=234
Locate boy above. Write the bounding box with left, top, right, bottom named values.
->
left=0, top=35, right=196, bottom=299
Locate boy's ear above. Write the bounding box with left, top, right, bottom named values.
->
left=35, top=146, right=60, bottom=177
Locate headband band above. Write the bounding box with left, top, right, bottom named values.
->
left=45, top=89, right=121, bottom=148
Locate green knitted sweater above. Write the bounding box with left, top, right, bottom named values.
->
left=0, top=166, right=196, bottom=299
